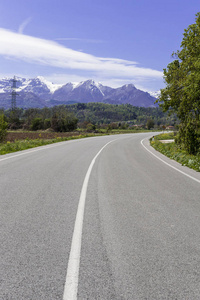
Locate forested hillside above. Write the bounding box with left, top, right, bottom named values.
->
left=69, top=103, right=176, bottom=127
left=1, top=103, right=177, bottom=131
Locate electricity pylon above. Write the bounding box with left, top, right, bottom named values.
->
left=10, top=76, right=18, bottom=111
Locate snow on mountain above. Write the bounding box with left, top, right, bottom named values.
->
left=0, top=78, right=15, bottom=93
left=0, top=76, right=158, bottom=108
left=16, top=79, right=32, bottom=92
left=52, top=82, right=78, bottom=102
left=75, top=79, right=105, bottom=96
left=149, top=90, right=161, bottom=98
left=0, top=76, right=62, bottom=95
left=36, top=76, right=63, bottom=93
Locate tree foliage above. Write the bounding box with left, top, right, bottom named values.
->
left=2, top=103, right=175, bottom=132
left=5, top=106, right=78, bottom=132
left=158, top=12, right=200, bottom=154
left=146, top=119, right=155, bottom=130
left=68, top=103, right=173, bottom=127
left=0, top=113, right=8, bottom=142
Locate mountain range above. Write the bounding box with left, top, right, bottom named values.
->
left=0, top=76, right=158, bottom=109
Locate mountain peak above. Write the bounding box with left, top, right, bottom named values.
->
left=36, top=76, right=45, bottom=81
left=0, top=76, right=158, bottom=108
left=77, top=79, right=97, bottom=88
left=121, top=83, right=136, bottom=90
left=30, top=76, right=62, bottom=93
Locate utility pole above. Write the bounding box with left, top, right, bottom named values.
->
left=10, top=76, right=18, bottom=111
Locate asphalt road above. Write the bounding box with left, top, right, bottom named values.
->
left=1, top=133, right=200, bottom=300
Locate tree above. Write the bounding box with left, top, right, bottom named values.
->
left=146, top=119, right=155, bottom=130
left=0, top=114, right=8, bottom=142
left=50, top=106, right=78, bottom=132
left=31, top=118, right=44, bottom=131
left=157, top=12, right=200, bottom=154
left=8, top=109, right=21, bottom=130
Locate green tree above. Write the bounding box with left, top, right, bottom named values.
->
left=50, top=106, right=78, bottom=132
left=8, top=110, right=21, bottom=129
left=146, top=119, right=155, bottom=130
left=31, top=118, right=44, bottom=131
left=0, top=114, right=8, bottom=142
left=157, top=12, right=200, bottom=154
left=44, top=118, right=51, bottom=129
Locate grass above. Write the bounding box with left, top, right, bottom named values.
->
left=150, top=132, right=200, bottom=172
left=0, top=133, right=106, bottom=155
left=152, top=132, right=176, bottom=140
left=0, top=128, right=164, bottom=156
left=0, top=128, right=163, bottom=155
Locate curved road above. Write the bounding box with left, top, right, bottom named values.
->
left=1, top=133, right=200, bottom=299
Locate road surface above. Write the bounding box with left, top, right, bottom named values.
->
left=1, top=133, right=200, bottom=299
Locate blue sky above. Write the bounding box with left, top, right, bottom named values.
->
left=0, top=0, right=199, bottom=92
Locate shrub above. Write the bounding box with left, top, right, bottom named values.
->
left=31, top=118, right=44, bottom=131
left=146, top=119, right=155, bottom=130
left=0, top=114, right=8, bottom=142
left=176, top=122, right=200, bottom=155
left=44, top=118, right=51, bottom=130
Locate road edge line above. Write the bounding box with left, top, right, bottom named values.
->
left=141, top=138, right=200, bottom=184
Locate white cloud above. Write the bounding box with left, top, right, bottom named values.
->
left=18, top=17, right=32, bottom=34
left=0, top=28, right=163, bottom=89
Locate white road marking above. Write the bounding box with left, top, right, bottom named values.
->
left=141, top=138, right=200, bottom=184
left=63, top=140, right=115, bottom=300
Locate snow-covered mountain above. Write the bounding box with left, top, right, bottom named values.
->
left=54, top=80, right=110, bottom=103
left=0, top=76, right=158, bottom=109
left=149, top=90, right=161, bottom=98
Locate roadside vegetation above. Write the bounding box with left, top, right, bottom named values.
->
left=0, top=133, right=105, bottom=155
left=157, top=12, right=200, bottom=156
left=0, top=128, right=158, bottom=155
left=0, top=114, right=7, bottom=142
left=150, top=132, right=200, bottom=172
left=151, top=12, right=200, bottom=172
left=0, top=103, right=175, bottom=155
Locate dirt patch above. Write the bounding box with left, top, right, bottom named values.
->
left=5, top=131, right=81, bottom=142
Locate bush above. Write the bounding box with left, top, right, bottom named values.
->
left=146, top=119, right=155, bottom=130
left=150, top=133, right=200, bottom=172
left=0, top=114, right=8, bottom=142
left=44, top=118, right=51, bottom=130
left=51, top=116, right=78, bottom=132
left=31, top=118, right=44, bottom=131
left=176, top=122, right=200, bottom=155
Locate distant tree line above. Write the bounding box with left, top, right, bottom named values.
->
left=0, top=103, right=177, bottom=133
left=69, top=103, right=176, bottom=128
left=1, top=106, right=78, bottom=132
left=0, top=103, right=177, bottom=132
